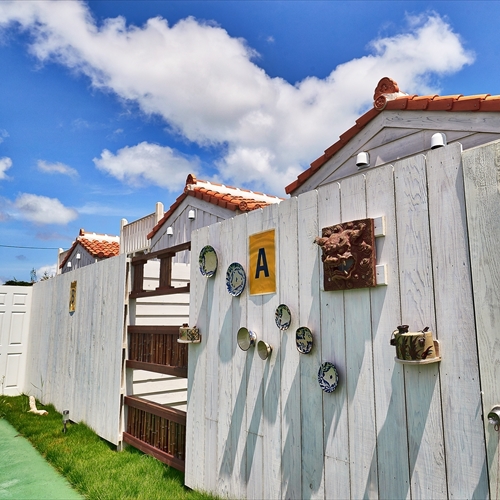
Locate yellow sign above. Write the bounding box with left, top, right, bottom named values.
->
left=249, top=229, right=276, bottom=295
left=69, top=281, right=77, bottom=312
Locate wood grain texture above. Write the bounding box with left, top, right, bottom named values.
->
left=230, top=212, right=248, bottom=499
left=365, top=163, right=410, bottom=499
left=245, top=209, right=264, bottom=500
left=427, top=143, right=488, bottom=498
left=217, top=218, right=234, bottom=498
left=297, top=189, right=325, bottom=500
left=394, top=155, right=447, bottom=499
left=340, top=174, right=378, bottom=500
left=462, top=141, right=500, bottom=499
left=278, top=197, right=302, bottom=500
left=25, top=255, right=127, bottom=445
left=261, top=203, right=282, bottom=500
left=317, top=182, right=351, bottom=500
left=185, top=225, right=208, bottom=490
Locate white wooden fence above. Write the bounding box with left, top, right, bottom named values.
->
left=186, top=142, right=493, bottom=499
left=0, top=285, right=32, bottom=396
left=25, top=255, right=127, bottom=445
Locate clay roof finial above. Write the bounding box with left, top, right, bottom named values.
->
left=373, top=77, right=406, bottom=110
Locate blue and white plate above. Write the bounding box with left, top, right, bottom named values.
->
left=296, top=326, right=313, bottom=354
left=226, top=263, right=246, bottom=296
left=318, top=362, right=339, bottom=393
left=275, top=304, right=292, bottom=331
left=199, top=245, right=218, bottom=277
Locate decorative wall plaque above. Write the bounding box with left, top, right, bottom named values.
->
left=69, top=281, right=77, bottom=312
left=314, top=218, right=376, bottom=291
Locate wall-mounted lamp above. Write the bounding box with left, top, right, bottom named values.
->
left=67, top=262, right=72, bottom=268
left=431, top=132, right=447, bottom=149
left=76, top=253, right=81, bottom=260
left=188, top=209, right=196, bottom=220
left=62, top=409, right=70, bottom=433
left=356, top=151, right=370, bottom=169
left=166, top=226, right=174, bottom=236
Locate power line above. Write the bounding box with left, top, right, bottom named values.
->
left=0, top=244, right=60, bottom=250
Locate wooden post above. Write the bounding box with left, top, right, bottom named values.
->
left=157, top=252, right=174, bottom=291
left=132, top=259, right=147, bottom=293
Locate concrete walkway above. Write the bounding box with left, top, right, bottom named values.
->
left=0, top=419, right=83, bottom=499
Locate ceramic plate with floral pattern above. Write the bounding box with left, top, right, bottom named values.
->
left=226, top=263, right=246, bottom=296
left=199, top=245, right=218, bottom=277
left=318, top=362, right=339, bottom=393
left=295, top=326, right=313, bottom=354
left=275, top=304, right=292, bottom=330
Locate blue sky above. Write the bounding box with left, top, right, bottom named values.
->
left=0, top=1, right=496, bottom=282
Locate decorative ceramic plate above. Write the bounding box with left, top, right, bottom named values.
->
left=318, top=362, right=339, bottom=393
left=295, top=327, right=313, bottom=354
left=199, top=245, right=218, bottom=277
left=237, top=327, right=256, bottom=351
left=275, top=304, right=292, bottom=330
left=226, top=263, right=246, bottom=296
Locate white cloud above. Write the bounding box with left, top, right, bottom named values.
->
left=14, top=193, right=78, bottom=225
left=37, top=160, right=78, bottom=177
left=0, top=129, right=9, bottom=144
left=0, top=2, right=474, bottom=193
left=93, top=141, right=199, bottom=191
left=36, top=263, right=57, bottom=279
left=0, top=157, right=12, bottom=180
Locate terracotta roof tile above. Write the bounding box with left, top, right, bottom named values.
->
left=60, top=230, right=120, bottom=268
left=285, top=78, right=500, bottom=195
left=148, top=175, right=283, bottom=239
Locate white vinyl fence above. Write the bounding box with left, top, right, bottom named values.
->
left=186, top=142, right=494, bottom=499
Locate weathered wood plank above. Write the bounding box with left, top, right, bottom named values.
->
left=297, top=189, right=325, bottom=500
left=217, top=217, right=234, bottom=499
left=427, top=143, right=487, bottom=498
left=340, top=174, right=378, bottom=500
left=185, top=225, right=208, bottom=490
left=317, top=181, right=351, bottom=500
left=230, top=212, right=248, bottom=499
left=365, top=163, right=410, bottom=499
left=245, top=208, right=264, bottom=500
left=260, top=203, right=282, bottom=500
left=278, top=197, right=302, bottom=500
left=393, top=155, right=447, bottom=499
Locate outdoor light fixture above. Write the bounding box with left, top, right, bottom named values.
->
left=431, top=132, right=447, bottom=149
left=166, top=226, right=174, bottom=236
left=188, top=209, right=196, bottom=220
left=62, top=409, right=70, bottom=433
left=76, top=253, right=81, bottom=260
left=356, top=151, right=370, bottom=169
left=67, top=262, right=72, bottom=268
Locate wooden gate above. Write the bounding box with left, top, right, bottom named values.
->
left=123, top=242, right=190, bottom=471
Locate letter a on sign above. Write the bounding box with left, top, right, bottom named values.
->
left=249, top=229, right=276, bottom=295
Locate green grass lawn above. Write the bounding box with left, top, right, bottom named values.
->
left=0, top=395, right=216, bottom=500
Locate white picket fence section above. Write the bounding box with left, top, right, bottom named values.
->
left=25, top=254, right=127, bottom=445
left=186, top=142, right=491, bottom=499
left=0, top=285, right=32, bottom=396
left=120, top=212, right=157, bottom=255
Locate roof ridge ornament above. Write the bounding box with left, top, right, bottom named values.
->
left=373, top=77, right=408, bottom=110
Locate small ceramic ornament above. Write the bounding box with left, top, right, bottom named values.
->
left=275, top=304, right=292, bottom=330
left=199, top=245, right=218, bottom=277
left=318, top=362, right=339, bottom=393
left=226, top=263, right=246, bottom=296
left=237, top=327, right=257, bottom=351
left=295, top=327, right=313, bottom=354
left=257, top=340, right=272, bottom=360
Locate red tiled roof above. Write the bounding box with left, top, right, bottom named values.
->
left=59, top=229, right=120, bottom=268
left=147, top=174, right=283, bottom=239
left=285, top=77, right=500, bottom=195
